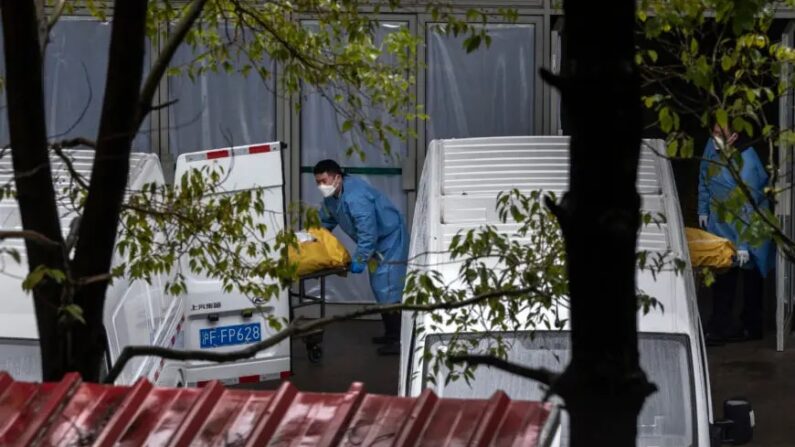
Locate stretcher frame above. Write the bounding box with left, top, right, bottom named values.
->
left=289, top=266, right=349, bottom=363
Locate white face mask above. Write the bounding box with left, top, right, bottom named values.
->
left=318, top=177, right=339, bottom=198
left=714, top=136, right=725, bottom=150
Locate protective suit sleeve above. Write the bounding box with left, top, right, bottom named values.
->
left=736, top=148, right=769, bottom=252
left=348, top=195, right=378, bottom=263
left=697, top=143, right=713, bottom=216
left=735, top=223, right=750, bottom=252
left=319, top=204, right=337, bottom=231
left=747, top=148, right=768, bottom=199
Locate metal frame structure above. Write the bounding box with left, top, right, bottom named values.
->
left=777, top=21, right=795, bottom=351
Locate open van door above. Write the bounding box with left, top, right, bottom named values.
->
left=174, top=141, right=291, bottom=386
left=777, top=22, right=795, bottom=352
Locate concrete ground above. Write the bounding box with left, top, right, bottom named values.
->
left=242, top=319, right=795, bottom=445
left=699, top=276, right=795, bottom=447
left=248, top=320, right=399, bottom=395
left=708, top=333, right=795, bottom=447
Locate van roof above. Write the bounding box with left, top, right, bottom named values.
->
left=0, top=150, right=162, bottom=340
left=414, top=136, right=699, bottom=337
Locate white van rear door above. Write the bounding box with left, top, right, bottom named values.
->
left=174, top=142, right=291, bottom=385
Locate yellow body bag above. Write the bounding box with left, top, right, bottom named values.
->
left=288, top=227, right=351, bottom=277
left=685, top=227, right=736, bottom=269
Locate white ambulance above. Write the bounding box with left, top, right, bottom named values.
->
left=399, top=136, right=756, bottom=446
left=0, top=150, right=184, bottom=386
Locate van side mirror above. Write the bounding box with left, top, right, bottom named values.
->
left=711, top=398, right=754, bottom=445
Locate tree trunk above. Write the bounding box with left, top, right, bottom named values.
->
left=68, top=0, right=149, bottom=381
left=552, top=1, right=655, bottom=445
left=1, top=0, right=69, bottom=381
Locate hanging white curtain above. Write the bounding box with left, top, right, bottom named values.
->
left=1, top=19, right=152, bottom=151
left=167, top=28, right=276, bottom=156
left=426, top=24, right=536, bottom=143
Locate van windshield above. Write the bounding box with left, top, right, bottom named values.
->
left=424, top=332, right=695, bottom=447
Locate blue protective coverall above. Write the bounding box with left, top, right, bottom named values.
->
left=320, top=176, right=408, bottom=304
left=698, top=139, right=774, bottom=276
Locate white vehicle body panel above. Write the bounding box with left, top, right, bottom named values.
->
left=0, top=150, right=184, bottom=386
left=400, top=137, right=711, bottom=447
left=174, top=142, right=290, bottom=386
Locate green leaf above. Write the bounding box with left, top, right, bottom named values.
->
left=62, top=304, right=86, bottom=325
left=463, top=35, right=482, bottom=53
left=22, top=267, right=46, bottom=291
left=659, top=108, right=674, bottom=132
left=680, top=138, right=694, bottom=158
left=666, top=139, right=679, bottom=157
left=721, top=55, right=734, bottom=71
left=22, top=265, right=65, bottom=291
left=716, top=109, right=728, bottom=129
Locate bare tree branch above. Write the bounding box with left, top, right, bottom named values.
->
left=103, top=286, right=538, bottom=383
left=150, top=98, right=179, bottom=112
left=75, top=272, right=113, bottom=287
left=230, top=0, right=322, bottom=72
left=65, top=216, right=81, bottom=252
left=52, top=137, right=97, bottom=149
left=48, top=61, right=93, bottom=141
left=47, top=0, right=68, bottom=34
left=0, top=230, right=60, bottom=247
left=34, top=0, right=47, bottom=53
left=447, top=354, right=558, bottom=387
left=136, top=0, right=209, bottom=127
left=50, top=144, right=90, bottom=190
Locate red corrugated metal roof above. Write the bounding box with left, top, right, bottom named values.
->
left=0, top=371, right=557, bottom=446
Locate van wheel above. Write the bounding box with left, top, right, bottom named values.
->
left=307, top=344, right=323, bottom=364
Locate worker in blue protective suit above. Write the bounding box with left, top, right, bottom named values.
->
left=314, top=160, right=408, bottom=356
left=698, top=124, right=774, bottom=345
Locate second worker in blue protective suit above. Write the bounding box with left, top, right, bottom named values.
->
left=698, top=124, right=774, bottom=344
left=313, top=160, right=408, bottom=356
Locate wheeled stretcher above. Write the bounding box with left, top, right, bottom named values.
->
left=289, top=266, right=348, bottom=363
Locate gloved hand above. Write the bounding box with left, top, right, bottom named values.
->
left=736, top=250, right=750, bottom=267
left=698, top=214, right=708, bottom=228
left=350, top=261, right=366, bottom=274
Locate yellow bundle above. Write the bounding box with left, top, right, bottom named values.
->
left=685, top=227, right=736, bottom=269
left=288, top=227, right=351, bottom=277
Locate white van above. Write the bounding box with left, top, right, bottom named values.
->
left=173, top=141, right=291, bottom=386
left=0, top=150, right=184, bottom=386
left=399, top=136, right=755, bottom=446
